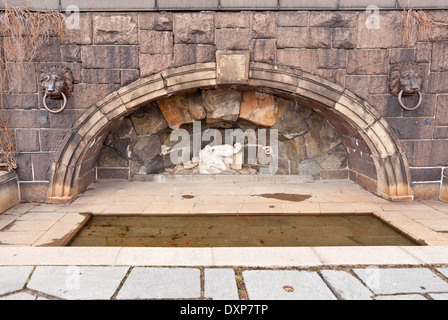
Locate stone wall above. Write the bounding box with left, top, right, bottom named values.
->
left=1, top=10, right=448, bottom=202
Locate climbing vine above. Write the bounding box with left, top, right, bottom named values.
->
left=0, top=0, right=65, bottom=171
left=401, top=4, right=448, bottom=43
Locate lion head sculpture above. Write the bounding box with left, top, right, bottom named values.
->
left=389, top=63, right=424, bottom=97
left=40, top=65, right=74, bottom=98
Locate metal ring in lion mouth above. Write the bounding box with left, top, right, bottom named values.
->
left=42, top=92, right=67, bottom=114
left=398, top=90, right=423, bottom=111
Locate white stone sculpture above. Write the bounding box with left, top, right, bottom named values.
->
left=199, top=143, right=243, bottom=174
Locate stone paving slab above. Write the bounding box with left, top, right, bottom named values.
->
left=437, top=268, right=448, bottom=278
left=1, top=265, right=448, bottom=300
left=0, top=266, right=34, bottom=295
left=204, top=268, right=239, bottom=300
left=27, top=266, right=129, bottom=300
left=320, top=270, right=374, bottom=300
left=116, top=267, right=201, bottom=300
left=374, top=294, right=428, bottom=300
left=353, top=268, right=448, bottom=295
left=0, top=292, right=40, bottom=300
left=242, top=270, right=337, bottom=300
left=429, top=293, right=448, bottom=300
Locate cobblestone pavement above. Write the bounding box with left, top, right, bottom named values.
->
left=1, top=265, right=448, bottom=300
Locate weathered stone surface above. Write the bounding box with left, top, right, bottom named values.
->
left=97, top=168, right=129, bottom=180
left=31, top=153, right=53, bottom=181
left=240, top=91, right=289, bottom=127
left=40, top=129, right=69, bottom=152
left=204, top=268, right=239, bottom=300
left=251, top=12, right=276, bottom=39
left=318, top=49, right=347, bottom=69
left=299, top=159, right=321, bottom=178
left=19, top=182, right=48, bottom=203
left=402, top=140, right=448, bottom=167
left=332, top=29, right=357, bottom=49
left=2, top=94, right=38, bottom=110
left=82, top=69, right=121, bottom=84
left=129, top=135, right=162, bottom=162
left=202, top=89, right=242, bottom=122
left=317, top=69, right=346, bottom=87
left=357, top=12, right=416, bottom=48
left=304, top=112, right=342, bottom=159
left=139, top=12, right=173, bottom=31
left=243, top=270, right=336, bottom=300
left=390, top=48, right=416, bottom=64
left=251, top=39, right=276, bottom=64
left=82, top=46, right=139, bottom=69
left=431, top=43, right=448, bottom=72
left=140, top=54, right=173, bottom=77
left=116, top=267, right=201, bottom=300
left=412, top=182, right=441, bottom=200
left=354, top=268, right=448, bottom=295
left=15, top=130, right=40, bottom=152
left=316, top=144, right=348, bottom=170
left=130, top=103, right=169, bottom=135
left=28, top=266, right=129, bottom=300
left=62, top=14, right=93, bottom=45
left=429, top=72, right=448, bottom=93
left=0, top=173, right=20, bottom=214
left=4, top=110, right=49, bottom=129
left=272, top=103, right=310, bottom=140
left=174, top=13, right=215, bottom=44
left=60, top=45, right=82, bottom=62
left=277, top=49, right=318, bottom=74
left=278, top=11, right=309, bottom=27
left=121, top=70, right=140, bottom=87
left=310, top=12, right=357, bottom=28
left=71, top=84, right=119, bottom=109
left=277, top=27, right=331, bottom=48
left=140, top=31, right=174, bottom=55
left=157, top=92, right=206, bottom=129
left=387, top=118, right=434, bottom=139
left=16, top=154, right=33, bottom=181
left=97, top=146, right=128, bottom=168
left=0, top=267, right=34, bottom=295
left=278, top=136, right=307, bottom=163
left=346, top=50, right=389, bottom=75
left=173, top=44, right=215, bottom=67
left=321, top=270, right=373, bottom=300
left=216, top=50, right=250, bottom=84
left=441, top=169, right=448, bottom=203
left=93, top=14, right=138, bottom=45
left=216, top=12, right=250, bottom=28
left=216, top=28, right=251, bottom=50
left=5, top=63, right=37, bottom=93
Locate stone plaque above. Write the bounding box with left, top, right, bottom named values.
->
left=216, top=50, right=250, bottom=84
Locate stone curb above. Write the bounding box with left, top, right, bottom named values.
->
left=1, top=246, right=448, bottom=267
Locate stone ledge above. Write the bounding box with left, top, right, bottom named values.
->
left=3, top=0, right=448, bottom=11
left=133, top=174, right=315, bottom=183
left=0, top=246, right=448, bottom=267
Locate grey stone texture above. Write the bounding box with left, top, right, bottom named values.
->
left=27, top=266, right=129, bottom=300
left=0, top=266, right=34, bottom=295
left=353, top=268, right=448, bottom=295
left=204, top=268, right=240, bottom=300
left=116, top=267, right=201, bottom=299
left=242, top=270, right=337, bottom=300
left=320, top=270, right=374, bottom=300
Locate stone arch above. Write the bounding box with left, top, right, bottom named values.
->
left=46, top=60, right=413, bottom=203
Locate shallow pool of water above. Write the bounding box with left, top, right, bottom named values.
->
left=68, top=214, right=417, bottom=247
